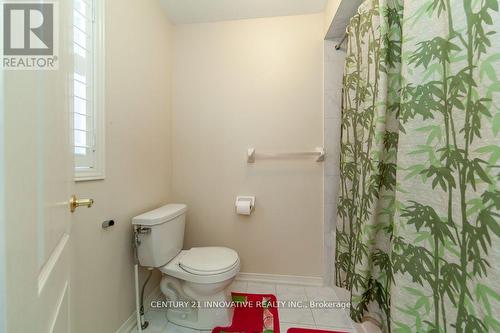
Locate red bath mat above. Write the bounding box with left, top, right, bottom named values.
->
left=287, top=329, right=349, bottom=333
left=212, top=293, right=280, bottom=333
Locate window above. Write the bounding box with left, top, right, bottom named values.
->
left=73, top=0, right=105, bottom=181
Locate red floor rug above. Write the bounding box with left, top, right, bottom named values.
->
left=212, top=293, right=280, bottom=333
left=287, top=329, right=349, bottom=333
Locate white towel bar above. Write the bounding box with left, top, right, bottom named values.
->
left=247, top=147, right=326, bottom=163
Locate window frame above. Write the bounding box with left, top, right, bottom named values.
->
left=74, top=0, right=106, bottom=182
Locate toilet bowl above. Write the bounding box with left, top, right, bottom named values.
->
left=159, top=247, right=240, bottom=329
left=132, top=204, right=240, bottom=330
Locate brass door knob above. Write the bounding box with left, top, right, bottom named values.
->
left=69, top=195, right=94, bottom=213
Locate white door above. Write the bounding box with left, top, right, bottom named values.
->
left=1, top=1, right=90, bottom=332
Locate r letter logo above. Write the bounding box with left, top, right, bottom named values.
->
left=2, top=1, right=59, bottom=70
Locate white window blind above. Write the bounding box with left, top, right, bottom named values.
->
left=73, top=0, right=105, bottom=180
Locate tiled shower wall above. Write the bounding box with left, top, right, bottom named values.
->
left=324, top=39, right=346, bottom=286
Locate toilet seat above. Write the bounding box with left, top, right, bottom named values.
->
left=160, top=247, right=240, bottom=284
left=179, top=247, right=239, bottom=275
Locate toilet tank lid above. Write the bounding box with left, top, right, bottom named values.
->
left=132, top=204, right=187, bottom=226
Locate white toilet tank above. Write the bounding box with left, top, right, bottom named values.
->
left=132, top=204, right=187, bottom=268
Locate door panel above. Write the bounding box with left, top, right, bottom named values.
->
left=50, top=282, right=70, bottom=333
left=3, top=0, right=75, bottom=331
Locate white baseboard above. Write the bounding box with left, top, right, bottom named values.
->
left=236, top=272, right=323, bottom=286
left=115, top=286, right=161, bottom=333
left=115, top=312, right=137, bottom=333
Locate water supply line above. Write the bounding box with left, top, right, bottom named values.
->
left=133, top=227, right=152, bottom=332
left=141, top=269, right=153, bottom=325
left=134, top=264, right=144, bottom=333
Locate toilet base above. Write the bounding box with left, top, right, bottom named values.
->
left=160, top=275, right=234, bottom=330
left=166, top=293, right=233, bottom=330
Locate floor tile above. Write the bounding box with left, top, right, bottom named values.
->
left=279, top=322, right=316, bottom=332
left=305, top=286, right=339, bottom=301
left=132, top=310, right=168, bottom=333
left=132, top=326, right=165, bottom=333
left=163, top=322, right=200, bottom=333
left=276, top=284, right=307, bottom=301
left=315, top=325, right=355, bottom=332
left=332, top=287, right=350, bottom=303
left=246, top=282, right=276, bottom=294
left=279, top=307, right=315, bottom=325
left=326, top=287, right=352, bottom=316
left=311, top=308, right=354, bottom=329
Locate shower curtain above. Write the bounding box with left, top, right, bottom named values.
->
left=335, top=0, right=500, bottom=332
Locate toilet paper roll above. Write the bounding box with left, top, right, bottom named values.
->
left=236, top=200, right=252, bottom=215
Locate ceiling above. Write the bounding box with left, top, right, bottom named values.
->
left=160, top=0, right=329, bottom=24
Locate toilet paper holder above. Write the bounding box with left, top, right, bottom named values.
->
left=235, top=196, right=255, bottom=214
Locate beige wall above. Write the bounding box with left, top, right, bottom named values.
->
left=171, top=13, right=324, bottom=277
left=324, top=0, right=341, bottom=34
left=70, top=0, right=173, bottom=332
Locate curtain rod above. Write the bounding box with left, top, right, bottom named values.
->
left=335, top=33, right=348, bottom=50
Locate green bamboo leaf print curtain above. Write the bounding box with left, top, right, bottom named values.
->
left=335, top=0, right=402, bottom=329
left=334, top=0, right=500, bottom=332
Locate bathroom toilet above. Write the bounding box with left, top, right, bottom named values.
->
left=132, top=204, right=240, bottom=330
